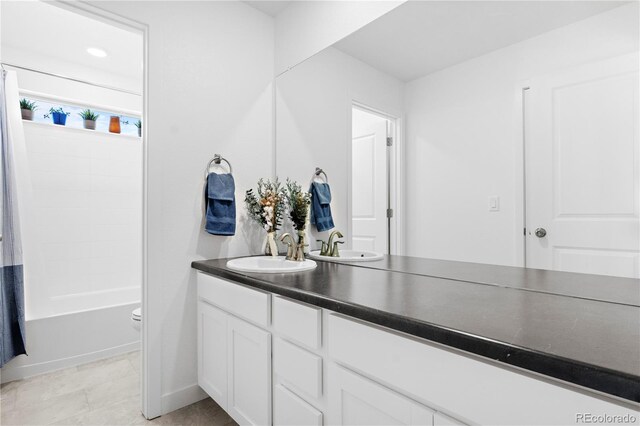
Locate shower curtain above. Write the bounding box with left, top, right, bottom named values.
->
left=0, top=70, right=26, bottom=367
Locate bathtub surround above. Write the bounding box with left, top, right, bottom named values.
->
left=0, top=70, right=26, bottom=367
left=0, top=302, right=140, bottom=383
left=0, top=119, right=143, bottom=383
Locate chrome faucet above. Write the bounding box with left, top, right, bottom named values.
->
left=327, top=230, right=344, bottom=257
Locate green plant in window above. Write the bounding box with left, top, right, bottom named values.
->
left=134, top=120, right=142, bottom=129
left=19, top=98, right=38, bottom=111
left=78, top=109, right=99, bottom=121
left=47, top=107, right=70, bottom=115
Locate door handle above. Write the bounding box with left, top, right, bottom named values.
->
left=534, top=228, right=547, bottom=238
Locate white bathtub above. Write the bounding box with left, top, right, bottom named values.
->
left=0, top=301, right=140, bottom=383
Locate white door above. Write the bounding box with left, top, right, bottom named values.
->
left=227, top=316, right=272, bottom=426
left=328, top=365, right=433, bottom=426
left=197, top=301, right=228, bottom=409
left=525, top=53, right=640, bottom=278
left=352, top=108, right=389, bottom=253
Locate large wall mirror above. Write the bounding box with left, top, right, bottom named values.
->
left=275, top=1, right=640, bottom=278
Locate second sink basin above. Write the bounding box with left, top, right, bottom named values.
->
left=226, top=256, right=317, bottom=273
left=308, top=250, right=384, bottom=263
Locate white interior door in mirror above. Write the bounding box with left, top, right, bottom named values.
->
left=525, top=53, right=640, bottom=278
left=352, top=107, right=388, bottom=253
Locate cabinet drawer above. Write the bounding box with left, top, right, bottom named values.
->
left=274, top=384, right=323, bottom=426
left=273, top=296, right=321, bottom=349
left=274, top=338, right=322, bottom=400
left=329, top=314, right=637, bottom=426
left=197, top=272, right=270, bottom=327
left=328, top=365, right=433, bottom=426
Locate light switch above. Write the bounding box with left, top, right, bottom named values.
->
left=489, top=196, right=500, bottom=212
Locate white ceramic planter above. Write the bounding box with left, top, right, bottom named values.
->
left=83, top=119, right=97, bottom=130
left=21, top=109, right=33, bottom=120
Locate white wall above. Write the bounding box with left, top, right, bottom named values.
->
left=275, top=1, right=404, bottom=75
left=1, top=46, right=141, bottom=98
left=92, top=0, right=275, bottom=415
left=276, top=47, right=403, bottom=247
left=404, top=3, right=639, bottom=266
left=3, top=64, right=142, bottom=114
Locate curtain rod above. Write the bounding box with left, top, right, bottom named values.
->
left=0, top=62, right=142, bottom=96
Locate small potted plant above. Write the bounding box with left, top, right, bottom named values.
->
left=47, top=107, right=70, bottom=126
left=78, top=109, right=99, bottom=130
left=134, top=119, right=142, bottom=137
left=20, top=99, right=38, bottom=121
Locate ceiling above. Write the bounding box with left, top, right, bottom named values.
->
left=334, top=1, right=630, bottom=82
left=1, top=1, right=143, bottom=88
left=245, top=1, right=292, bottom=17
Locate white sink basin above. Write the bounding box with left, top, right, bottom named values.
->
left=226, top=256, right=317, bottom=273
left=308, top=250, right=384, bottom=263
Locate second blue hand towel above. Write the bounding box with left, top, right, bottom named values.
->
left=309, top=181, right=334, bottom=232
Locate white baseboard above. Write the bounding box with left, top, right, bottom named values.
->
left=161, top=383, right=208, bottom=415
left=1, top=341, right=140, bottom=383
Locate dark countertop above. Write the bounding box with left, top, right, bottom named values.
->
left=191, top=256, right=640, bottom=404
left=344, top=255, right=640, bottom=307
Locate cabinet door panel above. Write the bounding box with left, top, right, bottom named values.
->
left=197, top=301, right=228, bottom=409
left=434, top=412, right=466, bottom=426
left=329, top=365, right=433, bottom=426
left=274, top=384, right=323, bottom=426
left=274, top=337, right=323, bottom=400
left=228, top=316, right=272, bottom=426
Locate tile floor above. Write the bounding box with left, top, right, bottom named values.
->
left=1, top=351, right=236, bottom=426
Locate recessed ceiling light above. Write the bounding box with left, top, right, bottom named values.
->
left=87, top=47, right=107, bottom=58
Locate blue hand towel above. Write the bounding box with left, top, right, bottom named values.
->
left=309, top=182, right=335, bottom=232
left=205, top=173, right=236, bottom=236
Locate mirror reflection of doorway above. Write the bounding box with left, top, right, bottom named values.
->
left=524, top=53, right=640, bottom=278
left=351, top=106, right=395, bottom=254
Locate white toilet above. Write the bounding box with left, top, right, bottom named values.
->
left=131, top=307, right=141, bottom=332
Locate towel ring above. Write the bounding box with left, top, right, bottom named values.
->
left=205, top=154, right=233, bottom=177
left=313, top=167, right=328, bottom=183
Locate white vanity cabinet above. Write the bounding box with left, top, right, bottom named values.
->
left=197, top=273, right=272, bottom=426
left=196, top=272, right=636, bottom=426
